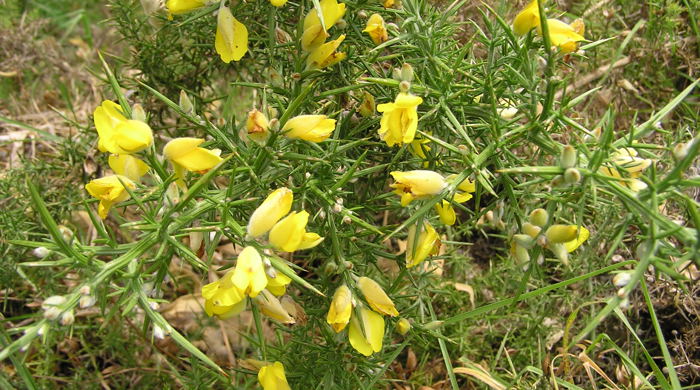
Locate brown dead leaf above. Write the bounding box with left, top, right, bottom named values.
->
left=452, top=282, right=475, bottom=308
left=454, top=362, right=506, bottom=390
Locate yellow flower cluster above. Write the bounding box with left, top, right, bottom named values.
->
left=86, top=101, right=222, bottom=219
left=302, top=0, right=347, bottom=69
left=598, top=148, right=652, bottom=192
left=512, top=0, right=586, bottom=54
left=510, top=208, right=589, bottom=265
left=247, top=187, right=324, bottom=252
left=326, top=277, right=399, bottom=356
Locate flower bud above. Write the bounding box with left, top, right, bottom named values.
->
left=549, top=243, right=569, bottom=264
left=529, top=209, right=549, bottom=227
left=513, top=243, right=530, bottom=264
left=550, top=175, right=564, bottom=187
left=612, top=272, right=631, bottom=288
left=560, top=145, right=577, bottom=169
left=324, top=262, right=338, bottom=275
left=358, top=91, right=376, bottom=117
left=392, top=67, right=402, bottom=80
left=129, top=104, right=146, bottom=123
left=564, top=167, right=581, bottom=184
left=616, top=287, right=627, bottom=298
left=335, top=18, right=347, bottom=29
left=357, top=276, right=399, bottom=316
left=79, top=295, right=96, bottom=309
left=672, top=142, right=689, bottom=161
left=401, top=63, right=414, bottom=82
left=246, top=109, right=270, bottom=144
left=79, top=285, right=91, bottom=295
left=275, top=27, right=292, bottom=44
left=513, top=234, right=535, bottom=249
left=619, top=298, right=630, bottom=310
left=545, top=225, right=578, bottom=244
left=255, top=290, right=295, bottom=324
left=58, top=225, right=73, bottom=241
left=32, top=246, right=50, bottom=258
left=521, top=222, right=541, bottom=238
left=423, top=320, right=444, bottom=330
left=396, top=318, right=411, bottom=335
left=153, top=325, right=166, bottom=340
left=357, top=10, right=368, bottom=18
left=59, top=310, right=75, bottom=326
left=398, top=80, right=411, bottom=93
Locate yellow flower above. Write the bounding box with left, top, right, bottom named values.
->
left=166, top=0, right=206, bottom=15
left=215, top=6, right=248, bottom=63
left=231, top=246, right=268, bottom=297
left=108, top=154, right=149, bottom=182
left=85, top=175, right=136, bottom=219
left=435, top=200, right=456, bottom=225
left=255, top=290, right=295, bottom=324
left=357, top=277, right=398, bottom=316
left=377, top=93, right=423, bottom=147
left=306, top=35, right=346, bottom=70
left=247, top=188, right=294, bottom=238
left=269, top=211, right=324, bottom=252
left=390, top=170, right=447, bottom=206
left=405, top=222, right=441, bottom=268
left=434, top=175, right=475, bottom=225
left=363, top=14, right=388, bottom=45
left=301, top=24, right=329, bottom=52
left=303, top=0, right=346, bottom=31
left=326, top=285, right=352, bottom=332
left=163, top=137, right=223, bottom=186
left=93, top=100, right=153, bottom=154
left=512, top=0, right=540, bottom=36
left=269, top=0, right=288, bottom=7
left=282, top=115, right=336, bottom=142
left=246, top=109, right=270, bottom=144
left=564, top=226, right=589, bottom=253
left=348, top=307, right=385, bottom=356
left=599, top=148, right=652, bottom=192
left=383, top=0, right=395, bottom=8
left=202, top=270, right=247, bottom=319
left=538, top=18, right=585, bottom=53
left=258, top=362, right=291, bottom=390
left=266, top=270, right=292, bottom=297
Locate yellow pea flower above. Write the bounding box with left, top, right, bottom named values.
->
left=377, top=93, right=423, bottom=147
left=108, top=154, right=149, bottom=182
left=449, top=175, right=476, bottom=203
left=215, top=6, right=248, bottom=63
left=282, top=115, right=336, bottom=142
left=435, top=200, right=456, bottom=225
left=246, top=109, right=270, bottom=144
left=306, top=35, right=346, bottom=70
left=255, top=290, right=295, bottom=324
left=383, top=0, right=395, bottom=8
left=163, top=137, right=223, bottom=186
left=303, top=0, right=346, bottom=31
left=266, top=270, right=292, bottom=297
left=390, top=170, right=447, bottom=206
left=564, top=226, right=589, bottom=252
left=406, top=222, right=441, bottom=268
left=231, top=246, right=268, bottom=297
left=94, top=100, right=153, bottom=154
left=269, top=0, right=288, bottom=7
left=358, top=91, right=376, bottom=117
left=85, top=175, right=136, bottom=219
left=545, top=224, right=579, bottom=244
left=326, top=285, right=352, bottom=332
left=348, top=307, right=385, bottom=356
left=599, top=148, right=651, bottom=192
left=269, top=211, right=324, bottom=252
left=258, top=362, right=291, bottom=390
left=512, top=0, right=540, bottom=36
left=166, top=0, right=206, bottom=15
left=363, top=14, right=388, bottom=45
left=247, top=188, right=294, bottom=238
left=538, top=18, right=585, bottom=53
left=357, top=277, right=398, bottom=317
left=202, top=269, right=247, bottom=319
left=301, top=24, right=329, bottom=52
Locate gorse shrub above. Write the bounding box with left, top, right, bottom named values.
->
left=3, top=0, right=698, bottom=388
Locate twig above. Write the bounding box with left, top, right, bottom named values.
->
left=555, top=56, right=631, bottom=100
